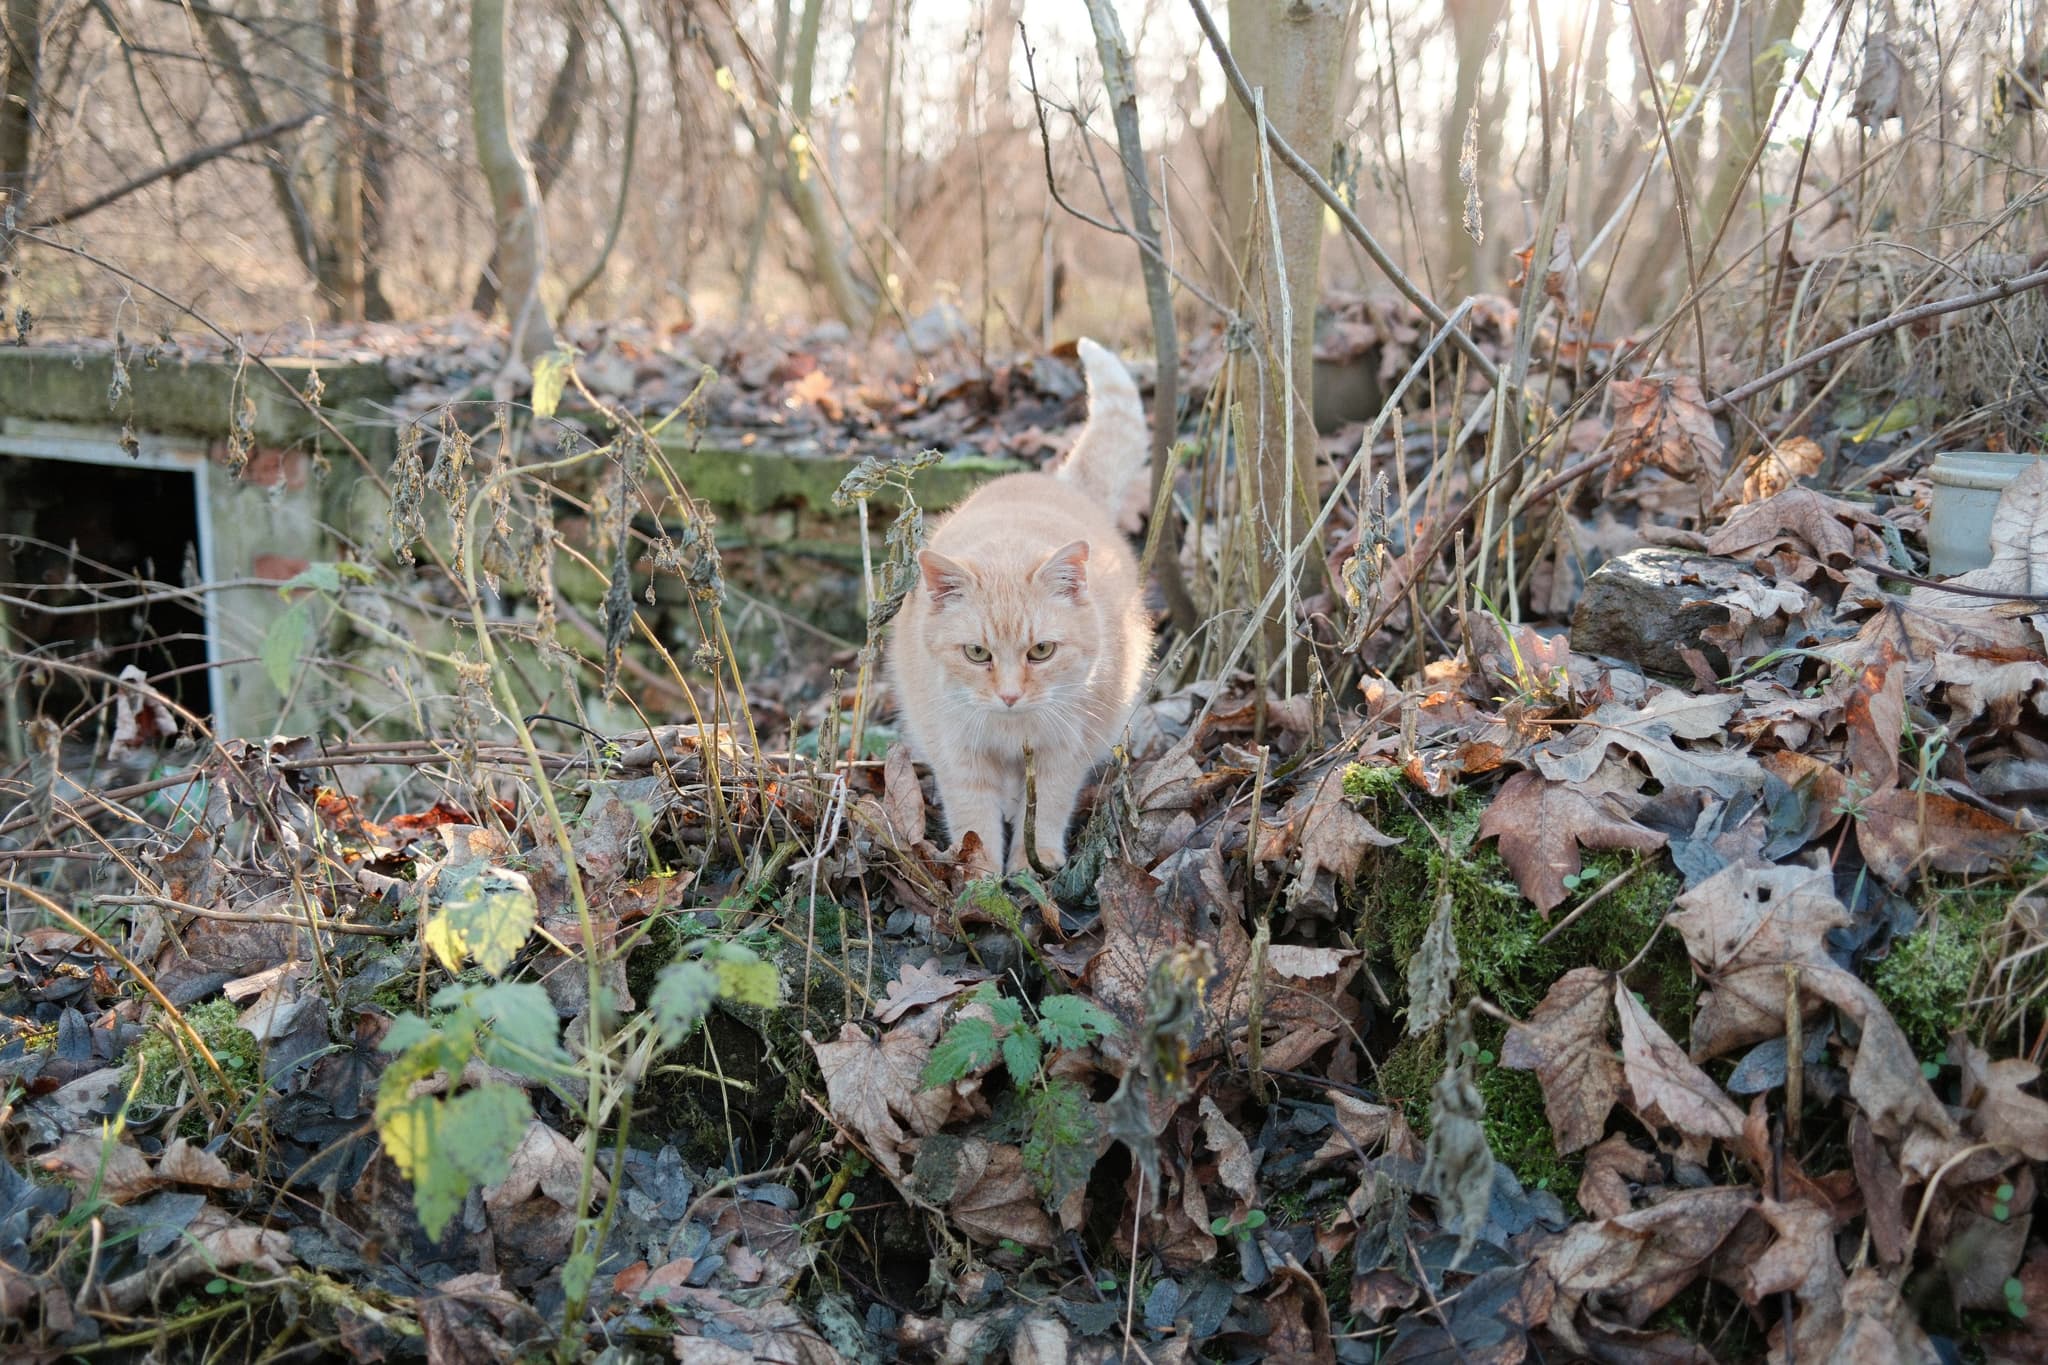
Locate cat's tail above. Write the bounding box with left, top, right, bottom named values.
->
left=1055, top=338, right=1150, bottom=509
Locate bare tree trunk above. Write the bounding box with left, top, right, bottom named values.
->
left=1701, top=0, right=1807, bottom=242
left=1083, top=0, right=1197, bottom=632
left=321, top=0, right=365, bottom=321
left=471, top=0, right=556, bottom=360
left=196, top=6, right=330, bottom=301
left=0, top=0, right=39, bottom=281
left=1230, top=0, right=1345, bottom=661
left=738, top=0, right=792, bottom=310
left=471, top=5, right=589, bottom=316
left=1220, top=0, right=1274, bottom=264
left=788, top=0, right=870, bottom=328
left=352, top=0, right=397, bottom=319
left=1440, top=0, right=1504, bottom=291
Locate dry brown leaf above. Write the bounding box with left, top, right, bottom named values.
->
left=1840, top=653, right=1905, bottom=794
left=1803, top=965, right=1956, bottom=1143
left=1478, top=772, right=1666, bottom=914
left=1199, top=1096, right=1261, bottom=1210
left=1708, top=487, right=1885, bottom=569
left=1606, top=374, right=1725, bottom=489
left=1284, top=764, right=1399, bottom=917
left=1615, top=982, right=1744, bottom=1141
left=911, top=1136, right=1055, bottom=1250
left=1534, top=689, right=1763, bottom=799
left=1739, top=436, right=1825, bottom=503
left=1502, top=967, right=1623, bottom=1154
left=1742, top=1199, right=1846, bottom=1364
left=1315, top=1090, right=1397, bottom=1165
left=1954, top=1033, right=2048, bottom=1161
left=1577, top=1134, right=1663, bottom=1219
left=876, top=958, right=973, bottom=1025
left=38, top=1133, right=161, bottom=1204
left=1832, top=1267, right=1940, bottom=1362
left=1539, top=1186, right=1756, bottom=1343
left=1854, top=787, right=2027, bottom=887
left=1666, top=861, right=1850, bottom=1060
left=1932, top=651, right=2048, bottom=728
left=807, top=1021, right=955, bottom=1180
left=881, top=743, right=925, bottom=846
left=108, top=664, right=179, bottom=762
left=157, top=1137, right=251, bottom=1191
left=482, top=1121, right=599, bottom=1215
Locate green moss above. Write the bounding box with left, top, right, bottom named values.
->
left=120, top=1000, right=262, bottom=1130
left=1353, top=780, right=1688, bottom=1197
left=1872, top=880, right=2010, bottom=1056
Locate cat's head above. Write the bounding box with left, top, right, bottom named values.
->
left=914, top=541, right=1095, bottom=711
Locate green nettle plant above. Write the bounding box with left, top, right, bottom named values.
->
left=923, top=984, right=1117, bottom=1203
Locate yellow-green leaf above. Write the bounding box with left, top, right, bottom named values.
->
left=425, top=864, right=538, bottom=977
left=715, top=953, right=779, bottom=1008
left=531, top=349, right=576, bottom=420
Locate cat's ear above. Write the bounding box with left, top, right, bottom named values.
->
left=919, top=550, right=972, bottom=608
left=1035, top=540, right=1090, bottom=602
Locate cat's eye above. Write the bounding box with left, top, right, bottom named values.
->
left=963, top=644, right=992, bottom=663
left=1026, top=641, right=1058, bottom=662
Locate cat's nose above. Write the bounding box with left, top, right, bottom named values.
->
left=998, top=691, right=1021, bottom=707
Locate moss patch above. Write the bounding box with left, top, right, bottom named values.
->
left=1872, top=878, right=2011, bottom=1056
left=121, top=1000, right=263, bottom=1131
left=1348, top=768, right=1689, bottom=1197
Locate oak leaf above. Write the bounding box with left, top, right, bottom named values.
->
left=1479, top=772, right=1665, bottom=914
left=1502, top=967, right=1624, bottom=1153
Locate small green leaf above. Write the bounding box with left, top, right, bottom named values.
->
left=1209, top=1215, right=1231, bottom=1235
left=1242, top=1209, right=1268, bottom=1230
left=467, top=981, right=571, bottom=1074
left=1921, top=1061, right=1941, bottom=1080
left=424, top=864, right=538, bottom=977
left=712, top=948, right=780, bottom=1007
left=205, top=1278, right=228, bottom=1295
left=924, top=1018, right=1000, bottom=1087
left=260, top=600, right=313, bottom=696
left=838, top=1192, right=854, bottom=1209
left=1037, top=995, right=1116, bottom=1050
left=650, top=962, right=720, bottom=1045
left=1998, top=1183, right=2015, bottom=1201
left=1001, top=1025, right=1043, bottom=1087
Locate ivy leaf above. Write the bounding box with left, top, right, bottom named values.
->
left=650, top=962, right=720, bottom=1045
left=1037, top=995, right=1116, bottom=1050
left=1001, top=1026, right=1043, bottom=1087
left=924, top=1017, right=1000, bottom=1087
left=260, top=600, right=312, bottom=696
left=424, top=864, right=538, bottom=977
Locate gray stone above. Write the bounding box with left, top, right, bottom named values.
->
left=1570, top=547, right=1751, bottom=678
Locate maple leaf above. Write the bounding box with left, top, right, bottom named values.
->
left=1853, top=787, right=2027, bottom=887
left=1802, top=966, right=1955, bottom=1142
left=1502, top=968, right=1624, bottom=1154
left=1738, top=435, right=1825, bottom=503
left=876, top=958, right=972, bottom=1025
left=1707, top=486, right=1886, bottom=570
left=1614, top=982, right=1744, bottom=1141
left=1666, top=861, right=1850, bottom=1059
left=808, top=1021, right=955, bottom=1180
left=1478, top=772, right=1665, bottom=914
left=1604, top=373, right=1724, bottom=490
left=1534, top=690, right=1763, bottom=799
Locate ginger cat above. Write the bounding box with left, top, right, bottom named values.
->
left=889, top=339, right=1154, bottom=875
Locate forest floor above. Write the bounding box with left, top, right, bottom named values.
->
left=4, top=294, right=2048, bottom=1364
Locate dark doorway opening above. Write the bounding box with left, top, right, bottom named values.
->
left=1, top=454, right=210, bottom=730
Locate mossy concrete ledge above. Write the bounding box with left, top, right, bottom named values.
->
left=655, top=435, right=1027, bottom=517
left=0, top=346, right=396, bottom=453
